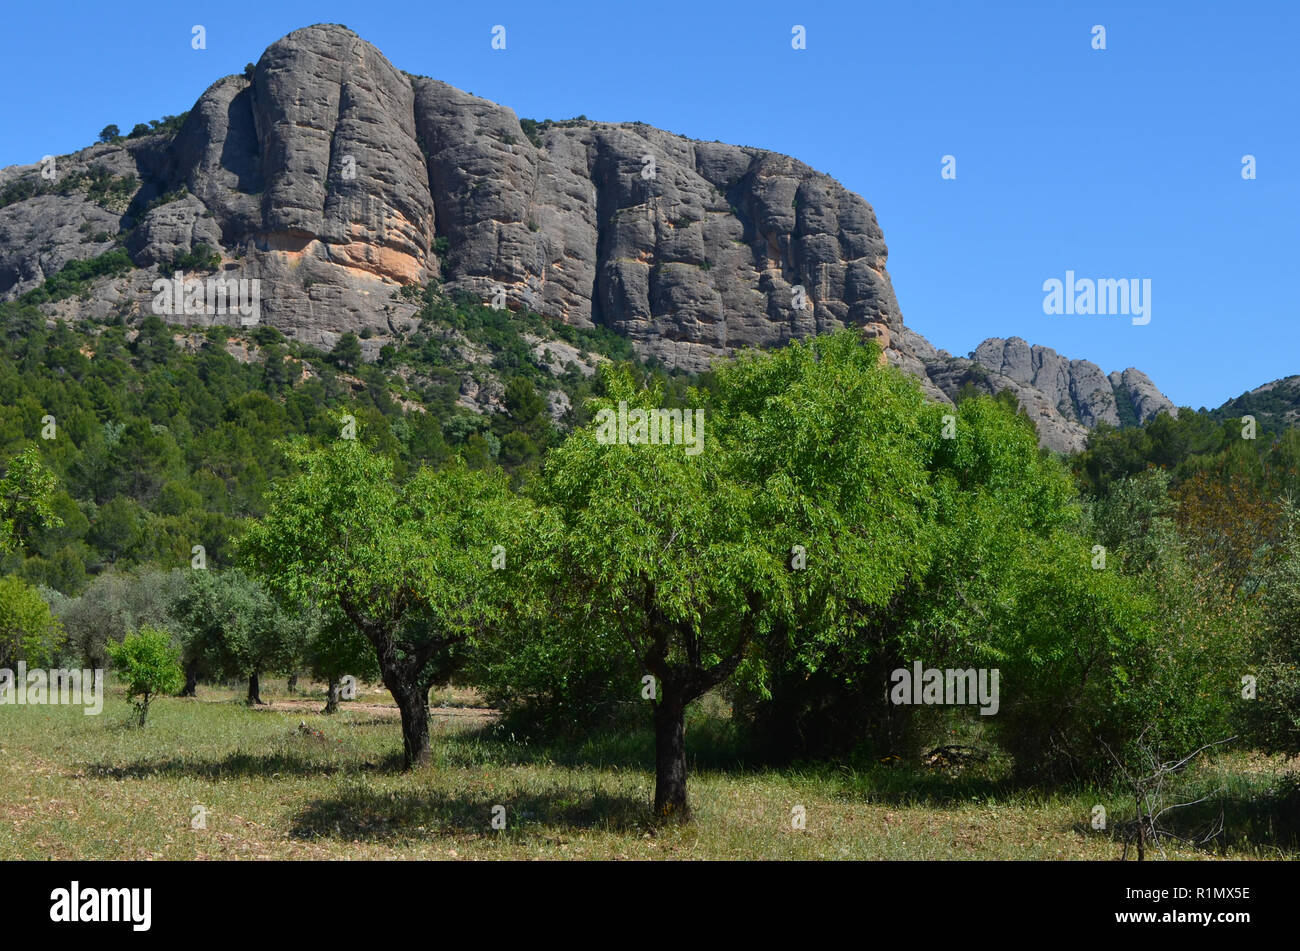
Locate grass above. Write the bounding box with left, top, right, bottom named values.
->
left=1, top=680, right=1295, bottom=860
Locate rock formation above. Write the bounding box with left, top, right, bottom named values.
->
left=0, top=23, right=1177, bottom=451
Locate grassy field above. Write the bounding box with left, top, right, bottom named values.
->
left=1, top=680, right=1295, bottom=861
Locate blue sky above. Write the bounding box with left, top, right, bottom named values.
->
left=1, top=0, right=1295, bottom=410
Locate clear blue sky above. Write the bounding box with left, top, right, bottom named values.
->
left=2, top=0, right=1295, bottom=410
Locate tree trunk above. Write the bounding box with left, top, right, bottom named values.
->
left=179, top=661, right=199, bottom=697
left=247, top=671, right=264, bottom=705
left=394, top=685, right=431, bottom=768
left=1136, top=793, right=1145, bottom=862
left=653, top=696, right=689, bottom=821
left=287, top=672, right=298, bottom=695
left=324, top=677, right=340, bottom=715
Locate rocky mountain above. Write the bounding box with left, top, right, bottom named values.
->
left=0, top=23, right=1177, bottom=452
left=895, top=334, right=1179, bottom=453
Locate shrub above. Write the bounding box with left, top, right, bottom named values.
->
left=107, top=625, right=183, bottom=726
left=0, top=575, right=64, bottom=670
left=168, top=244, right=221, bottom=273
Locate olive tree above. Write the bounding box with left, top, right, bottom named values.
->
left=171, top=568, right=301, bottom=704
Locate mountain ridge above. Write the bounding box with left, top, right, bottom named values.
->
left=0, top=23, right=1191, bottom=452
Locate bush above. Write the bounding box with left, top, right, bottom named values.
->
left=20, top=249, right=134, bottom=304
left=0, top=575, right=64, bottom=669
left=1243, top=500, right=1300, bottom=755
left=168, top=244, right=221, bottom=273
left=107, top=625, right=183, bottom=726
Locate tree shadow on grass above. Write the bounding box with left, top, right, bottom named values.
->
left=289, top=784, right=649, bottom=841
left=81, top=746, right=408, bottom=781
left=441, top=716, right=758, bottom=774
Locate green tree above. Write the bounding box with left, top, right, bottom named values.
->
left=0, top=447, right=64, bottom=555
left=55, top=568, right=184, bottom=670
left=519, top=362, right=789, bottom=819
left=307, top=604, right=379, bottom=713
left=0, top=575, right=64, bottom=669
left=331, top=332, right=362, bottom=372
left=1244, top=499, right=1300, bottom=755
left=171, top=568, right=302, bottom=704
left=107, top=625, right=183, bottom=726
left=241, top=439, right=528, bottom=766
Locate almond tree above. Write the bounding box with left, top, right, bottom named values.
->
left=525, top=370, right=786, bottom=819
left=241, top=439, right=526, bottom=767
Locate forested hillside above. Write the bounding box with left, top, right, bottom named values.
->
left=0, top=283, right=669, bottom=593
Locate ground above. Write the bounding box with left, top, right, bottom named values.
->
left=1, top=681, right=1294, bottom=860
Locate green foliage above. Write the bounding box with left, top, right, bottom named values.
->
left=171, top=568, right=303, bottom=690
left=0, top=166, right=136, bottom=212
left=1072, top=408, right=1270, bottom=497
left=986, top=532, right=1159, bottom=782
left=0, top=574, right=64, bottom=669
left=1243, top=500, right=1300, bottom=755
left=149, top=113, right=189, bottom=137
left=106, top=625, right=183, bottom=726
left=241, top=437, right=530, bottom=761
left=19, top=250, right=134, bottom=305
left=53, top=567, right=184, bottom=668
left=242, top=440, right=525, bottom=648
left=518, top=118, right=543, bottom=148
left=483, top=364, right=785, bottom=743
left=1083, top=469, right=1182, bottom=574
left=1213, top=378, right=1300, bottom=435
left=306, top=604, right=379, bottom=688
left=97, top=125, right=120, bottom=144
left=728, top=345, right=1075, bottom=761
left=331, top=332, right=362, bottom=371
left=0, top=446, right=64, bottom=554
left=168, top=244, right=221, bottom=273
left=0, top=277, right=620, bottom=590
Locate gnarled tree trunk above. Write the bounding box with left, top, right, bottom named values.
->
left=392, top=683, right=431, bottom=767
left=324, top=677, right=341, bottom=714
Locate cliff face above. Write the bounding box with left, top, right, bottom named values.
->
left=82, top=23, right=901, bottom=371
left=0, top=23, right=1175, bottom=451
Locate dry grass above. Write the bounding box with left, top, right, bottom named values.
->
left=1, top=681, right=1294, bottom=861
